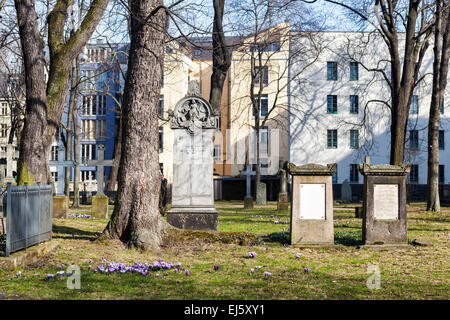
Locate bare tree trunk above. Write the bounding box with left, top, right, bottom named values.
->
left=14, top=0, right=50, bottom=185
left=14, top=0, right=109, bottom=185
left=209, top=0, right=231, bottom=112
left=101, top=0, right=167, bottom=250
left=427, top=2, right=450, bottom=212
left=65, top=60, right=77, bottom=197
left=72, top=57, right=81, bottom=208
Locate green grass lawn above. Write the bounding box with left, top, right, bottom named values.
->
left=0, top=201, right=448, bottom=300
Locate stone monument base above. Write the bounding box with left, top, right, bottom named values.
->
left=277, top=192, right=289, bottom=210
left=357, top=243, right=410, bottom=250
left=53, top=196, right=69, bottom=218
left=256, top=182, right=266, bottom=205
left=244, top=197, right=254, bottom=209
left=292, top=242, right=336, bottom=248
left=91, top=195, right=109, bottom=218
left=167, top=207, right=218, bottom=231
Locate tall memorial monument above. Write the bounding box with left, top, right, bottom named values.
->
left=167, top=81, right=219, bottom=230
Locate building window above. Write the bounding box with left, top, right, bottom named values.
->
left=439, top=165, right=445, bottom=184
left=0, top=124, right=7, bottom=138
left=252, top=95, right=268, bottom=118
left=97, top=119, right=106, bottom=139
left=327, top=129, right=338, bottom=148
left=81, top=144, right=96, bottom=163
left=159, top=127, right=163, bottom=153
left=350, top=129, right=359, bottom=149
left=260, top=127, right=269, bottom=155
left=410, top=130, right=419, bottom=149
left=350, top=164, right=359, bottom=183
left=97, top=95, right=107, bottom=115
left=81, top=70, right=95, bottom=90
left=350, top=95, right=359, bottom=114
left=161, top=69, right=164, bottom=88
left=332, top=164, right=338, bottom=183
left=410, top=95, right=419, bottom=114
left=0, top=102, right=8, bottom=116
left=51, top=171, right=58, bottom=182
left=50, top=146, right=58, bottom=161
left=254, top=66, right=268, bottom=86
left=327, top=95, right=337, bottom=114
left=327, top=61, right=337, bottom=80
left=409, top=164, right=419, bottom=184
left=439, top=130, right=445, bottom=150
left=81, top=119, right=96, bottom=140
left=81, top=170, right=96, bottom=182
left=441, top=98, right=444, bottom=114
left=158, top=95, right=164, bottom=118
left=82, top=95, right=98, bottom=115
left=213, top=144, right=221, bottom=162
left=350, top=62, right=359, bottom=81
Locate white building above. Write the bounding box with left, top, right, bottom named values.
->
left=288, top=32, right=450, bottom=200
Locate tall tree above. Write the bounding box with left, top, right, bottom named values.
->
left=14, top=0, right=109, bottom=185
left=427, top=1, right=450, bottom=212
left=100, top=0, right=167, bottom=250
left=209, top=0, right=231, bottom=112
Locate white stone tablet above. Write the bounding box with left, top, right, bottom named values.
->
left=373, top=184, right=399, bottom=220
left=299, top=183, right=325, bottom=220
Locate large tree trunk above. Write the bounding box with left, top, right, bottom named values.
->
left=427, top=2, right=450, bottom=212
left=14, top=0, right=109, bottom=186
left=101, top=0, right=167, bottom=250
left=65, top=60, right=77, bottom=196
left=209, top=0, right=231, bottom=112
left=14, top=0, right=50, bottom=185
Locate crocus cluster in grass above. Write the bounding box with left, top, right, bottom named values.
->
left=94, top=260, right=184, bottom=276
left=248, top=251, right=257, bottom=258
left=68, top=213, right=91, bottom=218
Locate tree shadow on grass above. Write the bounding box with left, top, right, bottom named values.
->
left=52, top=225, right=100, bottom=240
left=261, top=230, right=364, bottom=247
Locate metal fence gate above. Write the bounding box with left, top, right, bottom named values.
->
left=1, top=183, right=53, bottom=257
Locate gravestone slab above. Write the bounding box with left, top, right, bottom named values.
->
left=167, top=81, right=219, bottom=230
left=358, top=158, right=410, bottom=246
left=341, top=179, right=352, bottom=202
left=53, top=196, right=69, bottom=218
left=241, top=165, right=255, bottom=209
left=91, top=195, right=109, bottom=218
left=288, top=163, right=336, bottom=247
left=256, top=182, right=266, bottom=205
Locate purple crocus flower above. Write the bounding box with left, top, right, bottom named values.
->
left=185, top=269, right=190, bottom=276
left=47, top=274, right=54, bottom=279
left=264, top=272, right=272, bottom=277
left=248, top=251, right=257, bottom=258
left=214, top=265, right=220, bottom=271
left=304, top=267, right=310, bottom=273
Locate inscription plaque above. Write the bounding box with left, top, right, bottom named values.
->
left=299, top=184, right=325, bottom=220
left=373, top=184, right=399, bottom=220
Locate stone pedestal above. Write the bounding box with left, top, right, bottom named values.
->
left=53, top=196, right=69, bottom=218
left=166, top=83, right=219, bottom=231
left=277, top=193, right=289, bottom=210
left=256, top=182, right=266, bottom=205
left=91, top=195, right=109, bottom=218
left=288, top=163, right=336, bottom=247
left=359, top=160, right=410, bottom=246
left=244, top=196, right=254, bottom=209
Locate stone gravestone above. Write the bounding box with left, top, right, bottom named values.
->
left=4, top=144, right=16, bottom=185
left=84, top=144, right=118, bottom=218
left=166, top=81, right=219, bottom=230
left=358, top=156, right=410, bottom=247
left=49, top=146, right=74, bottom=218
left=288, top=163, right=336, bottom=247
left=341, top=179, right=352, bottom=202
left=256, top=182, right=267, bottom=205
left=241, top=164, right=255, bottom=209
left=277, top=168, right=289, bottom=210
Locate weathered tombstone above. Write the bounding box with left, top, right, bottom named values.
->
left=4, top=144, right=16, bottom=185
left=256, top=182, right=267, bottom=205
left=277, top=168, right=289, bottom=210
left=341, top=179, right=352, bottom=202
left=358, top=156, right=410, bottom=247
left=241, top=164, right=255, bottom=209
left=166, top=81, right=219, bottom=230
left=49, top=146, right=74, bottom=218
left=288, top=163, right=336, bottom=247
left=84, top=144, right=118, bottom=218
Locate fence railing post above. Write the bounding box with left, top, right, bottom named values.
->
left=5, top=182, right=11, bottom=257
left=37, top=182, right=41, bottom=242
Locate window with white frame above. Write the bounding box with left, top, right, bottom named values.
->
left=81, top=119, right=96, bottom=140
left=96, top=119, right=107, bottom=139
left=81, top=144, right=96, bottom=163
